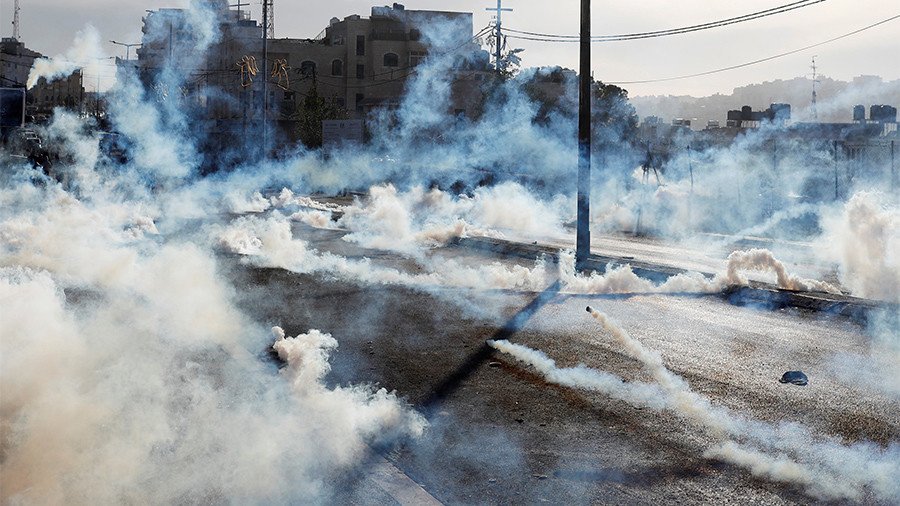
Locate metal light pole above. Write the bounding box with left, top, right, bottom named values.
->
left=92, top=56, right=115, bottom=121
left=109, top=40, right=141, bottom=60
left=261, top=0, right=269, bottom=150
left=575, top=0, right=591, bottom=270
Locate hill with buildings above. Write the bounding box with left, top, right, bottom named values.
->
left=631, top=75, right=900, bottom=129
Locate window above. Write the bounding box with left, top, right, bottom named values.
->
left=383, top=52, right=399, bottom=68
left=409, top=51, right=426, bottom=67
left=356, top=64, right=365, bottom=80
left=331, top=59, right=343, bottom=76
left=355, top=93, right=364, bottom=114
left=283, top=91, right=295, bottom=101
left=299, top=60, right=316, bottom=77
left=356, top=35, right=365, bottom=56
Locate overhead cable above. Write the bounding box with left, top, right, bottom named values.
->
left=504, top=0, right=827, bottom=42
left=606, top=14, right=900, bottom=84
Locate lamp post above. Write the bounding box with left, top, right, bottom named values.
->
left=109, top=41, right=142, bottom=61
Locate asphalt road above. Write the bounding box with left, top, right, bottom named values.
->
left=221, top=221, right=898, bottom=504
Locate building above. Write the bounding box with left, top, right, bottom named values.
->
left=29, top=70, right=84, bottom=121
left=131, top=2, right=491, bottom=151
left=268, top=3, right=485, bottom=119
left=0, top=37, right=41, bottom=88
left=2, top=37, right=85, bottom=125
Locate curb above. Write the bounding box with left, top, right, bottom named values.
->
left=451, top=236, right=894, bottom=322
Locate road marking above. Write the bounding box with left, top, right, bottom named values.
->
left=367, top=456, right=442, bottom=505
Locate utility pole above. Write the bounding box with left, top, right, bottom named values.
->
left=261, top=0, right=269, bottom=150
left=833, top=140, right=839, bottom=199
left=810, top=56, right=819, bottom=121
left=892, top=139, right=896, bottom=193
left=575, top=0, right=591, bottom=270
left=485, top=0, right=512, bottom=74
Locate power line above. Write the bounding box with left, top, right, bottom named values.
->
left=504, top=0, right=827, bottom=42
left=605, top=14, right=900, bottom=84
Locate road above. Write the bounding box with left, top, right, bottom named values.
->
left=222, top=220, right=898, bottom=504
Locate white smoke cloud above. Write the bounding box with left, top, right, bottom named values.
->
left=817, top=192, right=899, bottom=302
left=26, top=25, right=107, bottom=89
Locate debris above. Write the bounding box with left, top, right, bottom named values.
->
left=533, top=474, right=548, bottom=480
left=515, top=418, right=524, bottom=423
left=488, top=361, right=502, bottom=368
left=779, top=370, right=808, bottom=386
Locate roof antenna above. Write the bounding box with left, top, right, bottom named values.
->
left=12, top=0, right=21, bottom=40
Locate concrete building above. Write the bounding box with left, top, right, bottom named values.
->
left=29, top=70, right=84, bottom=121
left=131, top=2, right=491, bottom=151
left=2, top=37, right=85, bottom=124
left=1, top=37, right=41, bottom=88
left=267, top=3, right=485, bottom=119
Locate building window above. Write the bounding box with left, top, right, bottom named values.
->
left=355, top=93, right=364, bottom=114
left=383, top=52, right=399, bottom=68
left=356, top=64, right=365, bottom=80
left=331, top=59, right=343, bottom=76
left=356, top=35, right=365, bottom=56
left=299, top=60, right=316, bottom=77
left=409, top=51, right=426, bottom=67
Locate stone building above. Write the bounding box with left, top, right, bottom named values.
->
left=0, top=37, right=41, bottom=88
left=131, top=2, right=491, bottom=150
left=29, top=70, right=84, bottom=121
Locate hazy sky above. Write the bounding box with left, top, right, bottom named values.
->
left=8, top=0, right=900, bottom=96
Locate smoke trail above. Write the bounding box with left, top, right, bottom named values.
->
left=486, top=339, right=670, bottom=410
left=489, top=307, right=900, bottom=501
left=723, top=248, right=840, bottom=293
left=26, top=25, right=106, bottom=89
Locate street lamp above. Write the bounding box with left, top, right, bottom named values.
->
left=92, top=56, right=116, bottom=121
left=109, top=40, right=142, bottom=61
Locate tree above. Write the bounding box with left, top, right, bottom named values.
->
left=591, top=81, right=639, bottom=153
left=292, top=77, right=348, bottom=148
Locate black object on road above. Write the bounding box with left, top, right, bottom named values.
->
left=779, top=370, right=808, bottom=386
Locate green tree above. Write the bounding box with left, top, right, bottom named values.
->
left=293, top=77, right=348, bottom=148
left=591, top=81, right=639, bottom=152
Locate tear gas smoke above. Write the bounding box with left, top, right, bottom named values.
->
left=26, top=25, right=106, bottom=89
left=218, top=210, right=838, bottom=299
left=723, top=248, right=840, bottom=294
left=0, top=199, right=426, bottom=504
left=817, top=191, right=899, bottom=303
left=5, top=5, right=897, bottom=503
left=489, top=307, right=900, bottom=501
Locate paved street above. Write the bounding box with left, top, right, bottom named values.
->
left=222, top=220, right=898, bottom=504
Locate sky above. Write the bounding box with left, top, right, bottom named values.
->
left=8, top=0, right=900, bottom=97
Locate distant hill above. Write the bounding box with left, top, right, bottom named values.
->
left=629, top=75, right=900, bottom=129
